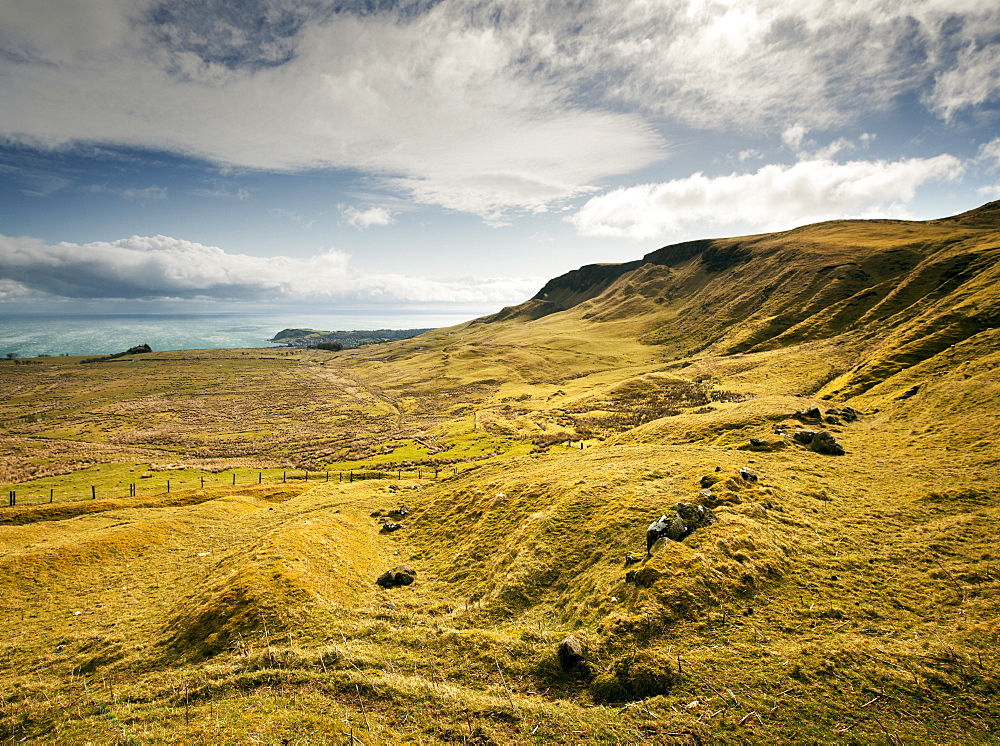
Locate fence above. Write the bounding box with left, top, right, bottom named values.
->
left=3, top=466, right=459, bottom=509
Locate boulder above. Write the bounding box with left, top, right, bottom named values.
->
left=738, top=467, right=758, bottom=482
left=376, top=565, right=417, bottom=588
left=379, top=521, right=403, bottom=533
left=700, top=474, right=721, bottom=489
left=558, top=635, right=587, bottom=672
left=796, top=405, right=823, bottom=421
left=794, top=429, right=818, bottom=445
left=388, top=504, right=410, bottom=519
left=810, top=431, right=845, bottom=456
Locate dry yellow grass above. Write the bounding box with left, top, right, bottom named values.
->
left=1, top=205, right=999, bottom=742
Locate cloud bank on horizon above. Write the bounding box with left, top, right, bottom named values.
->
left=0, top=0, right=998, bottom=309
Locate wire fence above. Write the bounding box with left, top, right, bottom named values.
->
left=3, top=466, right=457, bottom=509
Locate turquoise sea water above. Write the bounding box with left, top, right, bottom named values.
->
left=0, top=311, right=475, bottom=358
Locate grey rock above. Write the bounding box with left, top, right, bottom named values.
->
left=794, top=429, right=818, bottom=445
left=739, top=467, right=758, bottom=482
left=796, top=405, right=823, bottom=421
left=810, top=431, right=845, bottom=456
left=388, top=504, right=410, bottom=519
left=558, top=635, right=586, bottom=671
left=380, top=521, right=403, bottom=534
left=646, top=503, right=718, bottom=553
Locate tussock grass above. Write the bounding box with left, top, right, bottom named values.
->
left=2, top=207, right=1000, bottom=741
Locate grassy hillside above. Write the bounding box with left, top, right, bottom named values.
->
left=1, top=204, right=998, bottom=743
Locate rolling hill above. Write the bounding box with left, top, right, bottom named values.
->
left=1, top=203, right=998, bottom=743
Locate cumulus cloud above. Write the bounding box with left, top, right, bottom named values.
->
left=0, top=0, right=660, bottom=221
left=2, top=0, right=995, bottom=224
left=570, top=155, right=965, bottom=240
left=0, top=234, right=540, bottom=305
left=341, top=206, right=395, bottom=230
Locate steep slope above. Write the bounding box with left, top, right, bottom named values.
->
left=481, top=202, right=1000, bottom=404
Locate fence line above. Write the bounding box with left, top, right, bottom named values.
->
left=3, top=466, right=458, bottom=509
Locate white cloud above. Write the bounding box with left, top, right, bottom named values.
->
left=0, top=2, right=660, bottom=221
left=0, top=234, right=540, bottom=305
left=928, top=42, right=1000, bottom=120
left=0, top=0, right=996, bottom=224
left=570, top=155, right=965, bottom=240
left=341, top=206, right=395, bottom=230
left=88, top=184, right=167, bottom=203
left=978, top=137, right=1000, bottom=169
left=782, top=124, right=807, bottom=151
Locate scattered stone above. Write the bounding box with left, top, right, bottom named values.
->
left=700, top=474, right=721, bottom=489
left=383, top=602, right=397, bottom=610
left=624, top=553, right=642, bottom=567
left=749, top=437, right=768, bottom=448
left=388, top=504, right=410, bottom=519
left=810, top=431, right=845, bottom=456
left=824, top=415, right=843, bottom=425
left=558, top=635, right=587, bottom=672
left=840, top=406, right=860, bottom=422
left=376, top=565, right=416, bottom=588
left=738, top=467, right=758, bottom=482
left=380, top=521, right=403, bottom=533
left=796, top=405, right=823, bottom=421
left=794, top=429, right=818, bottom=445
left=646, top=503, right=718, bottom=553
left=370, top=511, right=382, bottom=517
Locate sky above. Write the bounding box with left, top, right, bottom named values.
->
left=1, top=0, right=998, bottom=319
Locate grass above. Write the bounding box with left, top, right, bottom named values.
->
left=2, top=207, right=999, bottom=742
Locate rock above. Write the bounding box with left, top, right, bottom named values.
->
left=379, top=521, right=403, bottom=533
left=749, top=437, right=768, bottom=448
left=796, top=405, right=823, bottom=421
left=376, top=565, right=417, bottom=588
left=738, top=467, right=758, bottom=482
left=388, top=504, right=410, bottom=519
left=810, top=431, right=845, bottom=456
left=700, top=474, right=721, bottom=489
left=840, top=406, right=860, bottom=422
left=558, top=635, right=586, bottom=671
left=794, top=429, right=818, bottom=445
left=825, top=415, right=843, bottom=425
left=646, top=503, right=718, bottom=552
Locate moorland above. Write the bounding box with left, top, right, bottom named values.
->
left=1, top=202, right=999, bottom=743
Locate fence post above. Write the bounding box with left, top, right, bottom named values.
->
left=258, top=472, right=262, bottom=484
left=167, top=480, right=171, bottom=493
left=91, top=485, right=96, bottom=500
left=282, top=471, right=286, bottom=483
left=398, top=470, right=402, bottom=480
left=326, top=471, right=329, bottom=482
left=349, top=471, right=353, bottom=483
left=304, top=470, right=308, bottom=482
left=232, top=473, right=236, bottom=486
left=8, top=491, right=13, bottom=506
left=201, top=476, right=205, bottom=488
left=49, top=488, right=53, bottom=503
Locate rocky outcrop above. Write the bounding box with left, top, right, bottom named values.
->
left=646, top=503, right=718, bottom=553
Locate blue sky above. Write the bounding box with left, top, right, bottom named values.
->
left=1, top=0, right=998, bottom=317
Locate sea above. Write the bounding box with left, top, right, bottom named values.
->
left=0, top=311, right=480, bottom=358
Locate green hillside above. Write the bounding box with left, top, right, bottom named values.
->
left=1, top=204, right=998, bottom=743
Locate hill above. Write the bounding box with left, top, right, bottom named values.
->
left=0, top=203, right=998, bottom=743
